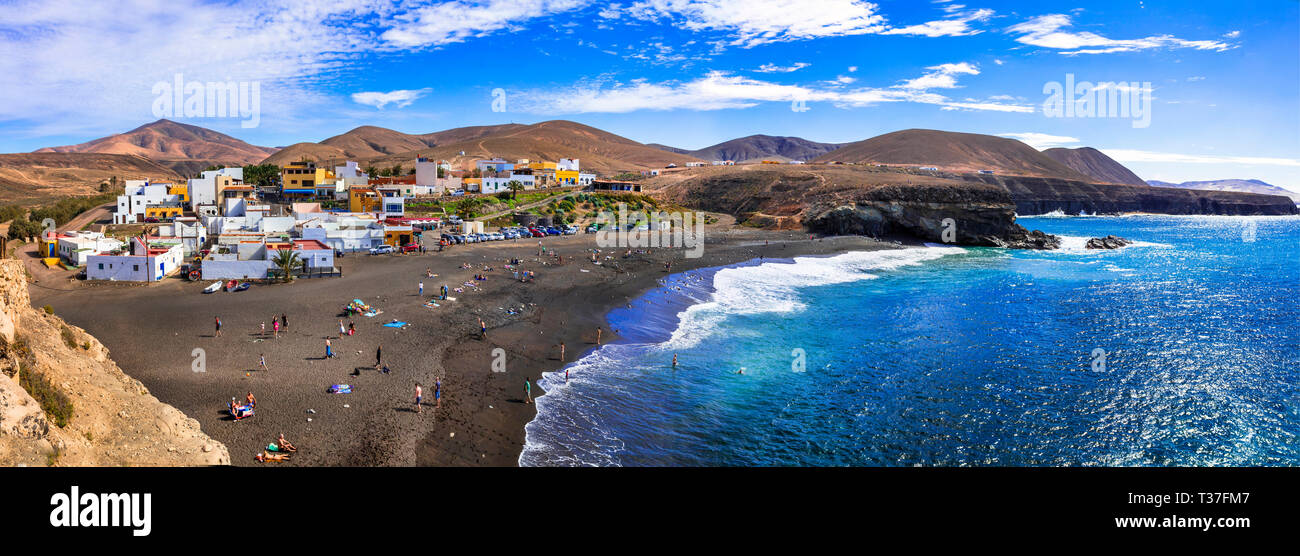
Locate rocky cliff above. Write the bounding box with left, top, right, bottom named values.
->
left=658, top=166, right=1060, bottom=248
left=977, top=175, right=1299, bottom=216
left=0, top=260, right=228, bottom=466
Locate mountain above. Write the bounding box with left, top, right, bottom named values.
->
left=682, top=135, right=846, bottom=163
left=1041, top=147, right=1146, bottom=186
left=812, top=129, right=1094, bottom=181
left=262, top=123, right=529, bottom=167
left=1146, top=179, right=1300, bottom=204
left=364, top=120, right=700, bottom=175
left=646, top=143, right=691, bottom=155
left=0, top=153, right=184, bottom=202
left=34, top=119, right=277, bottom=165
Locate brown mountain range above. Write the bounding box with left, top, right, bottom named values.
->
left=812, top=129, right=1095, bottom=181
left=34, top=119, right=278, bottom=165
left=1041, top=147, right=1146, bottom=186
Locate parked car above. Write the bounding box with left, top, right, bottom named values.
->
left=563, top=225, right=578, bottom=235
left=463, top=234, right=478, bottom=243
left=370, top=245, right=394, bottom=255
left=400, top=243, right=420, bottom=253
left=452, top=234, right=466, bottom=244
left=528, top=228, right=545, bottom=238
left=585, top=224, right=600, bottom=233
left=545, top=227, right=562, bottom=236
left=143, top=217, right=160, bottom=223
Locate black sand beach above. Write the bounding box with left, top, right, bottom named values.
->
left=29, top=227, right=891, bottom=466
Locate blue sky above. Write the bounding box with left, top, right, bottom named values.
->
left=1, top=0, right=1297, bottom=190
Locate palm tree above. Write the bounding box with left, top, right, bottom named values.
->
left=506, top=180, right=524, bottom=200
left=271, top=249, right=303, bottom=283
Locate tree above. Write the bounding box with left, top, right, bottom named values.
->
left=390, top=164, right=403, bottom=177
left=436, top=166, right=445, bottom=179
left=271, top=249, right=303, bottom=283
left=506, top=180, right=524, bottom=200
left=364, top=165, right=379, bottom=178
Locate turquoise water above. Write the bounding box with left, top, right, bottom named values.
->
left=521, top=216, right=1300, bottom=466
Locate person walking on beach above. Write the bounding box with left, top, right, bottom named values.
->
left=414, top=383, right=423, bottom=413
left=259, top=353, right=269, bottom=373
left=434, top=377, right=442, bottom=408
left=339, top=319, right=346, bottom=337
left=214, top=316, right=222, bottom=338
left=524, top=377, right=532, bottom=404
left=441, top=284, right=448, bottom=300
left=375, top=344, right=383, bottom=368
left=596, top=326, right=602, bottom=345
left=559, top=342, right=566, bottom=361
left=479, top=318, right=487, bottom=340
left=325, top=338, right=334, bottom=358
left=419, top=282, right=424, bottom=296
left=273, top=318, right=280, bottom=339
left=348, top=321, right=356, bottom=336
left=281, top=313, right=288, bottom=330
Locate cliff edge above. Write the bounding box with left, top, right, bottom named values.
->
left=0, top=260, right=228, bottom=466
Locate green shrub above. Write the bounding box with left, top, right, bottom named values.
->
left=42, top=305, right=53, bottom=314
left=60, top=325, right=77, bottom=348
left=18, top=365, right=73, bottom=428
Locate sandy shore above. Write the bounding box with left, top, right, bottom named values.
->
left=29, top=226, right=893, bottom=466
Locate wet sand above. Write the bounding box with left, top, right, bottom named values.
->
left=30, top=228, right=892, bottom=466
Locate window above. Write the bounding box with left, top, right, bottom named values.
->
left=133, top=265, right=139, bottom=272
left=97, top=264, right=103, bottom=270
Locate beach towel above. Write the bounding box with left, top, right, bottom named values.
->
left=423, top=302, right=440, bottom=309
left=328, top=384, right=353, bottom=394
left=383, top=321, right=409, bottom=328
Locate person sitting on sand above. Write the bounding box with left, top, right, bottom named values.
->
left=256, top=452, right=290, bottom=463
left=245, top=392, right=257, bottom=407
left=277, top=433, right=297, bottom=452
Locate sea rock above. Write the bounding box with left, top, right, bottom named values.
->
left=1085, top=235, right=1132, bottom=249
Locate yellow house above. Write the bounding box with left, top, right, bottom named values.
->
left=168, top=183, right=189, bottom=203
left=384, top=226, right=414, bottom=247
left=282, top=161, right=336, bottom=199
left=349, top=188, right=382, bottom=213
left=555, top=169, right=580, bottom=186
left=144, top=206, right=184, bottom=220
left=462, top=178, right=482, bottom=192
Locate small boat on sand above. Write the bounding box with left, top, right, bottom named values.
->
left=224, top=280, right=238, bottom=292
left=232, top=282, right=251, bottom=292
left=203, top=281, right=222, bottom=294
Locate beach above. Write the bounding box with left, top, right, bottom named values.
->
left=28, top=225, right=891, bottom=466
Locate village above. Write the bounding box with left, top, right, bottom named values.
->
left=30, top=154, right=699, bottom=284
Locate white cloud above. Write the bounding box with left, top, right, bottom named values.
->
left=755, top=62, right=811, bottom=73
left=997, top=132, right=1080, bottom=149
left=380, top=0, right=586, bottom=48
left=351, top=88, right=432, bottom=109
left=882, top=8, right=993, bottom=37
left=1103, top=149, right=1300, bottom=167
left=515, top=63, right=1032, bottom=114
left=1007, top=14, right=1235, bottom=55
left=896, top=62, right=980, bottom=90
left=613, top=0, right=889, bottom=47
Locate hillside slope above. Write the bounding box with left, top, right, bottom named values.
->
left=683, top=134, right=845, bottom=163
left=368, top=120, right=700, bottom=175
left=0, top=153, right=184, bottom=202
left=35, top=119, right=276, bottom=165
left=1041, top=147, right=1146, bottom=186
left=814, top=129, right=1094, bottom=181
left=0, top=261, right=228, bottom=466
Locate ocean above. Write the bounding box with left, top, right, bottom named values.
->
left=520, top=216, right=1300, bottom=466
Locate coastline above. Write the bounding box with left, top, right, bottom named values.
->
left=417, top=231, right=897, bottom=466
left=30, top=226, right=891, bottom=467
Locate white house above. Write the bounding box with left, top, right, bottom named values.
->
left=57, top=231, right=125, bottom=266
left=711, top=160, right=735, bottom=166
left=86, top=237, right=184, bottom=282
left=558, top=158, right=580, bottom=171
left=113, top=182, right=177, bottom=224
left=297, top=213, right=385, bottom=253
left=156, top=218, right=207, bottom=257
